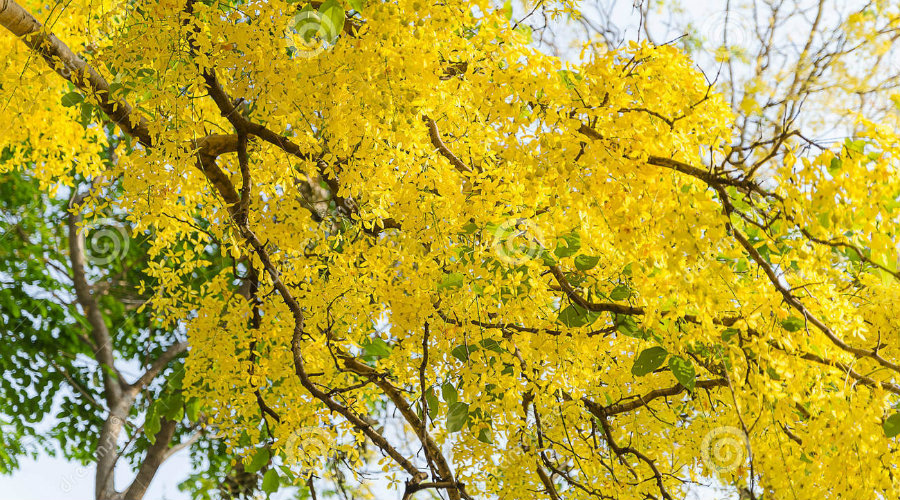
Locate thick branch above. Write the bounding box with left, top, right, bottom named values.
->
left=341, top=356, right=467, bottom=500
left=123, top=418, right=178, bottom=500
left=162, top=430, right=203, bottom=461
left=192, top=134, right=241, bottom=207
left=66, top=204, right=123, bottom=405
left=96, top=407, right=129, bottom=500
left=535, top=463, right=562, bottom=500
left=230, top=221, right=425, bottom=484
left=595, top=414, right=674, bottom=500
left=423, top=116, right=473, bottom=174
left=438, top=310, right=617, bottom=338
left=0, top=0, right=152, bottom=146
left=583, top=379, right=727, bottom=418
left=127, top=341, right=188, bottom=397
left=548, top=265, right=643, bottom=315
left=769, top=342, right=900, bottom=395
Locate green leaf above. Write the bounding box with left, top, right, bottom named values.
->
left=318, top=0, right=345, bottom=39
left=668, top=356, right=696, bottom=391
left=262, top=468, right=280, bottom=494
left=425, top=388, right=439, bottom=420
left=514, top=24, right=532, bottom=41
left=554, top=232, right=581, bottom=258
left=841, top=246, right=861, bottom=262
left=539, top=248, right=557, bottom=266
left=5, top=297, right=20, bottom=318
left=348, top=0, right=365, bottom=12
left=246, top=447, right=270, bottom=473
left=467, top=408, right=493, bottom=443
left=108, top=82, right=125, bottom=98
left=475, top=427, right=492, bottom=443
left=632, top=346, right=668, bottom=377
left=447, top=402, right=469, bottom=432
left=727, top=186, right=751, bottom=211
left=79, top=102, right=93, bottom=126
left=557, top=304, right=599, bottom=327
left=441, top=382, right=458, bottom=405
left=721, top=328, right=740, bottom=343
left=451, top=344, right=476, bottom=362
left=828, top=157, right=842, bottom=174
left=61, top=92, right=83, bottom=107
left=615, top=315, right=645, bottom=338
left=501, top=0, right=512, bottom=19
left=460, top=221, right=479, bottom=235
left=362, top=337, right=392, bottom=358
left=844, top=138, right=866, bottom=154
left=609, top=285, right=631, bottom=301
left=144, top=406, right=161, bottom=444
left=437, top=272, right=464, bottom=291
left=161, top=393, right=183, bottom=421
left=479, top=338, right=503, bottom=352
left=574, top=254, right=600, bottom=271
left=186, top=398, right=201, bottom=423
left=781, top=316, right=805, bottom=332
left=556, top=70, right=581, bottom=90
left=884, top=413, right=900, bottom=438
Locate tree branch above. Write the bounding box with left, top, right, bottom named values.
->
left=423, top=115, right=473, bottom=174
left=583, top=379, right=728, bottom=418
left=0, top=0, right=152, bottom=146
left=127, top=341, right=188, bottom=397
left=66, top=199, right=123, bottom=405
left=122, top=418, right=178, bottom=500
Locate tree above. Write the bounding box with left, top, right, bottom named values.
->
left=0, top=149, right=267, bottom=498
left=1, top=0, right=899, bottom=499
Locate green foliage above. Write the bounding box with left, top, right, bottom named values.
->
left=668, top=356, right=696, bottom=391
left=558, top=304, right=600, bottom=327
left=884, top=413, right=900, bottom=438
left=0, top=164, right=228, bottom=493
left=632, top=347, right=668, bottom=376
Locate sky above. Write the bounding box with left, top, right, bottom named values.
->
left=0, top=447, right=192, bottom=500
